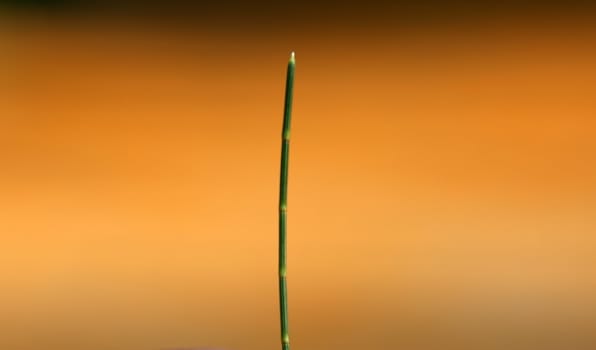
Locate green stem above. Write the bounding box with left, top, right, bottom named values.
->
left=279, top=51, right=295, bottom=350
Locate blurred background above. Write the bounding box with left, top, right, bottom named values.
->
left=1, top=1, right=596, bottom=349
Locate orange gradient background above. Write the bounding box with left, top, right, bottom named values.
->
left=1, top=8, right=596, bottom=350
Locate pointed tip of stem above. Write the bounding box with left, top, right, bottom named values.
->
left=289, top=51, right=295, bottom=63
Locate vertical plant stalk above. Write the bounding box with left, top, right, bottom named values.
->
left=279, top=51, right=295, bottom=350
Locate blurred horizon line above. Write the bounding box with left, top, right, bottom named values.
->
left=2, top=0, right=596, bottom=33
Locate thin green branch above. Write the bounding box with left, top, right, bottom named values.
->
left=279, top=51, right=295, bottom=350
